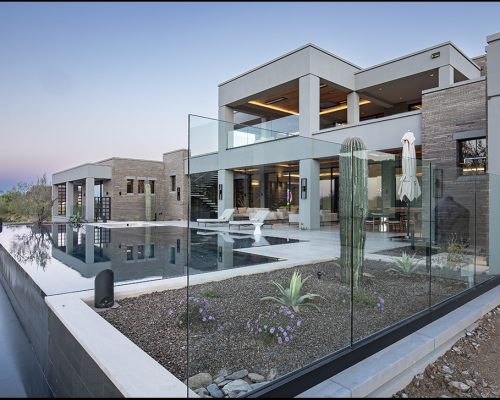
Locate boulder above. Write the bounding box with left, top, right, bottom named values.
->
left=206, top=383, right=224, bottom=398
left=248, top=373, right=265, bottom=383
left=222, top=379, right=252, bottom=396
left=225, top=369, right=248, bottom=380
left=187, top=373, right=213, bottom=390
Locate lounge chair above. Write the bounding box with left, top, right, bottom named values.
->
left=228, top=210, right=270, bottom=230
left=197, top=208, right=234, bottom=227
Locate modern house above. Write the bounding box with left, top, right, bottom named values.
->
left=51, top=149, right=189, bottom=222
left=52, top=33, right=500, bottom=258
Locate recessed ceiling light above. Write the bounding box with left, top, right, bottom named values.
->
left=399, top=97, right=403, bottom=100
left=320, top=83, right=328, bottom=88
left=265, top=97, right=287, bottom=105
left=378, top=87, right=382, bottom=91
left=430, top=73, right=434, bottom=77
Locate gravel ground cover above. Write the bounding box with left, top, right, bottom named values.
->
left=394, top=304, right=500, bottom=398
left=101, top=259, right=467, bottom=396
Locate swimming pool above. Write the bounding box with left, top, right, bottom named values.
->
left=0, top=223, right=300, bottom=296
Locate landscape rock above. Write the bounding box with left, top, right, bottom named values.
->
left=206, top=383, right=224, bottom=398
left=440, top=365, right=453, bottom=374
left=222, top=379, right=252, bottom=396
left=216, top=380, right=231, bottom=388
left=195, top=387, right=210, bottom=397
left=214, top=376, right=226, bottom=385
left=465, top=379, right=476, bottom=388
left=248, top=373, right=265, bottom=383
left=188, top=373, right=213, bottom=390
left=448, top=381, right=471, bottom=393
left=225, top=369, right=248, bottom=380
left=267, top=368, right=278, bottom=381
left=215, top=369, right=229, bottom=380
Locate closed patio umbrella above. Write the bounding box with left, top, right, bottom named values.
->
left=397, top=131, right=421, bottom=239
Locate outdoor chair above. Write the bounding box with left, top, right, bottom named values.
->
left=197, top=208, right=234, bottom=227
left=228, top=210, right=270, bottom=230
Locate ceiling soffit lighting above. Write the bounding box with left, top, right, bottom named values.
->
left=320, top=83, right=328, bottom=88
left=265, top=97, right=287, bottom=105
left=248, top=100, right=299, bottom=115
left=320, top=99, right=371, bottom=115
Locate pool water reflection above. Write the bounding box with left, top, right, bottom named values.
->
left=0, top=224, right=299, bottom=296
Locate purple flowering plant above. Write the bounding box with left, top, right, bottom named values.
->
left=247, top=306, right=302, bottom=346
left=174, top=296, right=216, bottom=327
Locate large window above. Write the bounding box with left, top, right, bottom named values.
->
left=138, top=179, right=145, bottom=194
left=126, top=179, right=134, bottom=194
left=57, top=184, right=66, bottom=215
left=458, top=138, right=487, bottom=175
left=170, top=175, right=176, bottom=192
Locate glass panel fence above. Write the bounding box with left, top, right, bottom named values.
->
left=186, top=114, right=500, bottom=397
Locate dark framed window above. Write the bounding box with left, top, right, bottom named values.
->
left=170, top=175, right=176, bottom=192
left=149, top=244, right=155, bottom=258
left=137, top=244, right=145, bottom=260
left=149, top=180, right=155, bottom=194
left=458, top=137, right=487, bottom=175
left=138, top=180, right=145, bottom=194
left=126, top=179, right=134, bottom=194
left=57, top=184, right=66, bottom=215
left=126, top=245, right=134, bottom=261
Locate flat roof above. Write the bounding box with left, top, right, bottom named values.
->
left=218, top=43, right=362, bottom=87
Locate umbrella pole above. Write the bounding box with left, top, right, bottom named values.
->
left=406, top=199, right=411, bottom=239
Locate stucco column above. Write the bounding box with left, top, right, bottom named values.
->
left=299, top=159, right=320, bottom=230
left=66, top=227, right=74, bottom=254
left=218, top=106, right=234, bottom=151
left=487, top=32, right=500, bottom=275
left=65, top=182, right=74, bottom=217
left=299, top=74, right=320, bottom=137
left=52, top=185, right=58, bottom=219
left=84, top=224, right=94, bottom=264
left=217, top=234, right=234, bottom=270
left=85, top=177, right=95, bottom=221
left=438, top=65, right=454, bottom=88
left=217, top=169, right=233, bottom=216
left=347, top=91, right=360, bottom=124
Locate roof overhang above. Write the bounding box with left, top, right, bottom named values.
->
left=52, top=164, right=112, bottom=185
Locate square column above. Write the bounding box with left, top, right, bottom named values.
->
left=347, top=91, right=360, bottom=124
left=299, top=74, right=320, bottom=137
left=218, top=106, right=234, bottom=151
left=85, top=177, right=95, bottom=221
left=65, top=182, right=74, bottom=218
left=217, top=169, right=234, bottom=217
left=84, top=224, right=94, bottom=264
left=299, top=159, right=320, bottom=230
left=438, top=65, right=454, bottom=88
left=52, top=185, right=58, bottom=219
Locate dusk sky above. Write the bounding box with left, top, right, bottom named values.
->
left=1, top=2, right=499, bottom=191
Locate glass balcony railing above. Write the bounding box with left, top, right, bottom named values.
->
left=188, top=114, right=298, bottom=157
left=186, top=114, right=500, bottom=397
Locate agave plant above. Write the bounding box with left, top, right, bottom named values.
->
left=261, top=271, right=323, bottom=312
left=386, top=251, right=421, bottom=275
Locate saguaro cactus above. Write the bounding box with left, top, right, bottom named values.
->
left=339, top=137, right=368, bottom=288
left=145, top=183, right=152, bottom=222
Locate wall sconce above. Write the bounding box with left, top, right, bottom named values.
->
left=301, top=178, right=307, bottom=199
left=218, top=184, right=223, bottom=200
left=176, top=187, right=180, bottom=201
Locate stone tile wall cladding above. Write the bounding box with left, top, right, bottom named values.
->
left=163, top=149, right=189, bottom=221
left=97, top=150, right=188, bottom=221
left=421, top=79, right=489, bottom=249
left=47, top=308, right=123, bottom=398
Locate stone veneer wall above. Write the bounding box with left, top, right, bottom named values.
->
left=163, top=149, right=189, bottom=220
left=97, top=158, right=165, bottom=221
left=421, top=78, right=489, bottom=250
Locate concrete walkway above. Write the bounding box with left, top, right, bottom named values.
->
left=0, top=283, right=51, bottom=397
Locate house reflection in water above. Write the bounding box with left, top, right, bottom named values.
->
left=50, top=224, right=285, bottom=284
